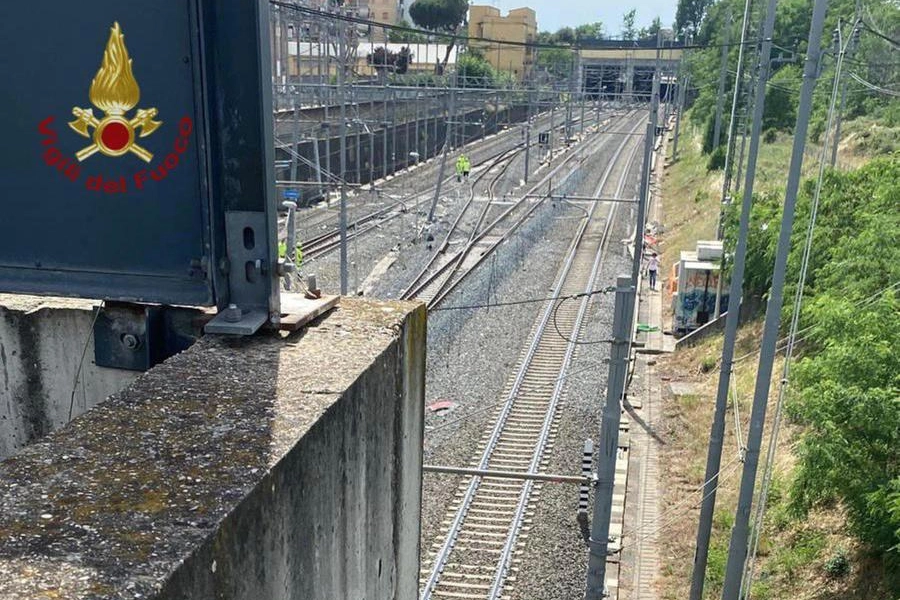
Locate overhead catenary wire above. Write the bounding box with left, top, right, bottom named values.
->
left=270, top=1, right=767, bottom=53
left=731, top=280, right=900, bottom=365
left=430, top=285, right=615, bottom=312
left=848, top=71, right=900, bottom=96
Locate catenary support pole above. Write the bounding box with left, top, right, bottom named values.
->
left=689, top=0, right=780, bottom=595
left=584, top=275, right=635, bottom=600
left=713, top=0, right=754, bottom=319
left=713, top=7, right=733, bottom=150
left=428, top=77, right=456, bottom=224
left=383, top=79, right=389, bottom=180
left=524, top=124, right=531, bottom=184
left=290, top=98, right=299, bottom=184
left=721, top=0, right=829, bottom=596
left=338, top=19, right=349, bottom=295
left=673, top=69, right=686, bottom=161
left=830, top=14, right=859, bottom=167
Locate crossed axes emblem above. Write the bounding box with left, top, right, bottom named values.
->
left=69, top=106, right=162, bottom=163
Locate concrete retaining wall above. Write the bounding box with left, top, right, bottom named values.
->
left=0, top=295, right=138, bottom=459
left=0, top=298, right=425, bottom=600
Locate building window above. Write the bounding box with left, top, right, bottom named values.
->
left=383, top=11, right=389, bottom=20
left=287, top=24, right=295, bottom=39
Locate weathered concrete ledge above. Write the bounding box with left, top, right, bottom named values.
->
left=0, top=295, right=140, bottom=459
left=0, top=298, right=426, bottom=599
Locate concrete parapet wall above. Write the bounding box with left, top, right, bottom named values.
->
left=0, top=295, right=138, bottom=460
left=0, top=298, right=426, bottom=599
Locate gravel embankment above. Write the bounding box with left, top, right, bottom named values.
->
left=297, top=108, right=645, bottom=597
left=505, top=134, right=645, bottom=600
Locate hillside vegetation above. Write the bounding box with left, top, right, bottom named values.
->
left=658, top=0, right=899, bottom=595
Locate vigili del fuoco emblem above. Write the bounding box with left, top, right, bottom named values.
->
left=68, top=22, right=162, bottom=163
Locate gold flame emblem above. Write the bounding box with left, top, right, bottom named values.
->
left=68, top=22, right=161, bottom=162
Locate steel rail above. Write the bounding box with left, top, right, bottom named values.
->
left=403, top=111, right=632, bottom=305
left=425, top=111, right=637, bottom=308
left=487, top=128, right=645, bottom=600
left=296, top=108, right=572, bottom=261
left=420, top=114, right=646, bottom=600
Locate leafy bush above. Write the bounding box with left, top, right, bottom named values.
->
left=706, top=145, right=726, bottom=171
left=784, top=158, right=900, bottom=564
left=824, top=549, right=850, bottom=579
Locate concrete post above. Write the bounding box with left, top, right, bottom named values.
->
left=584, top=276, right=635, bottom=599
left=721, top=0, right=829, bottom=595
left=712, top=7, right=733, bottom=150
left=383, top=80, right=389, bottom=179
left=338, top=21, right=348, bottom=295
left=290, top=97, right=300, bottom=184
left=428, top=77, right=456, bottom=224
left=689, top=0, right=779, bottom=595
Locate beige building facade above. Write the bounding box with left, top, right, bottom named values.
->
left=366, top=0, right=401, bottom=41
left=468, top=5, right=537, bottom=81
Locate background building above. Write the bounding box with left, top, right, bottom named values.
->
left=468, top=5, right=537, bottom=81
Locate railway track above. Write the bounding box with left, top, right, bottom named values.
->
left=419, top=114, right=646, bottom=600
left=301, top=145, right=524, bottom=262
left=295, top=108, right=618, bottom=261
left=400, top=111, right=638, bottom=308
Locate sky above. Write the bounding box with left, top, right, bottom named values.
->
left=483, top=0, right=678, bottom=35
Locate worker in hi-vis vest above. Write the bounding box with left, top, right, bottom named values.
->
left=456, top=154, right=470, bottom=182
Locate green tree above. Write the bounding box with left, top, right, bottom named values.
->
left=457, top=51, right=496, bottom=88
left=409, top=0, right=468, bottom=72
left=622, top=9, right=638, bottom=39
left=788, top=292, right=899, bottom=567
left=575, top=22, right=605, bottom=41
left=675, top=0, right=712, bottom=38
left=536, top=47, right=575, bottom=80
left=551, top=27, right=576, bottom=44
left=647, top=15, right=663, bottom=38
left=388, top=19, right=428, bottom=43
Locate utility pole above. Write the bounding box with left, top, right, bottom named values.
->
left=633, top=121, right=656, bottom=285
left=524, top=89, right=533, bottom=183
left=428, top=75, right=456, bottom=224
left=337, top=17, right=349, bottom=295
left=721, top=1, right=829, bottom=597
left=673, top=55, right=687, bottom=161
left=712, top=0, right=754, bottom=319
left=290, top=97, right=300, bottom=184
left=584, top=275, right=635, bottom=600
left=712, top=7, right=733, bottom=150
left=830, top=15, right=860, bottom=167
left=586, top=46, right=660, bottom=597
left=549, top=101, right=555, bottom=159
left=689, top=0, right=777, bottom=595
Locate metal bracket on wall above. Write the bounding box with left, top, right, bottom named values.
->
left=205, top=212, right=272, bottom=335
left=94, top=302, right=204, bottom=371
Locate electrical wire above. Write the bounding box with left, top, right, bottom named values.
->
left=551, top=294, right=617, bottom=345
left=732, top=280, right=900, bottom=365
left=860, top=20, right=900, bottom=48
left=848, top=71, right=900, bottom=97
left=430, top=285, right=615, bottom=312
left=621, top=459, right=743, bottom=553
left=68, top=301, right=105, bottom=422
left=618, top=452, right=744, bottom=546
left=270, top=1, right=765, bottom=53
left=730, top=369, right=746, bottom=456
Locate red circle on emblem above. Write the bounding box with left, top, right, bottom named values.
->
left=100, top=122, right=130, bottom=151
